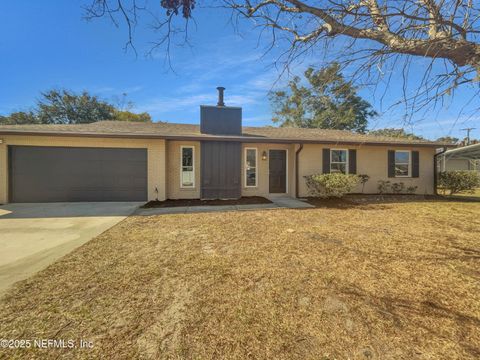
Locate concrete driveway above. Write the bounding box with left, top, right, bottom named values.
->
left=0, top=202, right=142, bottom=296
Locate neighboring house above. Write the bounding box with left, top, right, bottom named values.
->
left=0, top=89, right=447, bottom=203
left=438, top=143, right=480, bottom=173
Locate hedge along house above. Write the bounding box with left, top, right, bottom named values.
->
left=0, top=88, right=447, bottom=204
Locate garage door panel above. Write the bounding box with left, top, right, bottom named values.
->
left=9, top=146, right=148, bottom=202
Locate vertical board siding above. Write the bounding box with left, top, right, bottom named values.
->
left=201, top=141, right=241, bottom=199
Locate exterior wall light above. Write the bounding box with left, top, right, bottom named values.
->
left=262, top=151, right=267, bottom=161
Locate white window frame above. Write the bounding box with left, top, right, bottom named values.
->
left=330, top=149, right=349, bottom=174
left=180, top=145, right=195, bottom=188
left=394, top=150, right=411, bottom=178
left=244, top=147, right=258, bottom=188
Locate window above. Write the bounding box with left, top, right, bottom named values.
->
left=330, top=149, right=348, bottom=174
left=181, top=146, right=194, bottom=188
left=395, top=150, right=411, bottom=177
left=245, top=148, right=257, bottom=187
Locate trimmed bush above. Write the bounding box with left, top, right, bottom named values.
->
left=438, top=171, right=480, bottom=195
left=406, top=185, right=418, bottom=194
left=377, top=180, right=391, bottom=194
left=391, top=182, right=405, bottom=194
left=304, top=173, right=360, bottom=198
left=378, top=180, right=417, bottom=194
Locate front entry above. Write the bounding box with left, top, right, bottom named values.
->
left=269, top=149, right=287, bottom=193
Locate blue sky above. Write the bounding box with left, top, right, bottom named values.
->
left=0, top=1, right=478, bottom=140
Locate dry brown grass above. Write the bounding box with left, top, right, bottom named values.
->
left=0, top=200, right=479, bottom=359
left=453, top=188, right=480, bottom=199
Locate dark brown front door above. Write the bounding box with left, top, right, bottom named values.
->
left=269, top=149, right=287, bottom=193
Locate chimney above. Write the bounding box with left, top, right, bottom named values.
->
left=217, top=86, right=225, bottom=106
left=200, top=87, right=242, bottom=135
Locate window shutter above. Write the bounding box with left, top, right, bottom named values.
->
left=388, top=150, right=395, bottom=178
left=322, top=148, right=330, bottom=174
left=412, top=151, right=420, bottom=178
left=348, top=149, right=357, bottom=174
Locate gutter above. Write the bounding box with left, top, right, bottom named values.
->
left=433, top=147, right=448, bottom=195
left=295, top=143, right=304, bottom=198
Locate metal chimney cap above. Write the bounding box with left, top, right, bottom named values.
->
left=216, top=86, right=225, bottom=107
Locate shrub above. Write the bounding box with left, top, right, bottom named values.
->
left=406, top=185, right=418, bottom=194
left=391, top=182, right=405, bottom=194
left=438, top=171, right=480, bottom=195
left=358, top=174, right=370, bottom=193
left=377, top=180, right=391, bottom=194
left=304, top=173, right=360, bottom=198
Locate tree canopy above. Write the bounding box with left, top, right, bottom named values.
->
left=270, top=63, right=376, bottom=133
left=436, top=136, right=459, bottom=144
left=0, top=89, right=152, bottom=125
left=0, top=111, right=39, bottom=125
left=368, top=128, right=425, bottom=140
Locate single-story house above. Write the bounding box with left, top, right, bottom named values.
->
left=0, top=89, right=447, bottom=203
left=438, top=143, right=480, bottom=173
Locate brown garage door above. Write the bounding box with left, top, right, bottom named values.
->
left=9, top=146, right=147, bottom=203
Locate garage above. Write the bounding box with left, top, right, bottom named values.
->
left=8, top=146, right=147, bottom=203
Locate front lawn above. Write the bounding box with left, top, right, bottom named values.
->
left=1, top=200, right=479, bottom=359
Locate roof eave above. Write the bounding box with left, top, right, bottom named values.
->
left=0, top=130, right=446, bottom=147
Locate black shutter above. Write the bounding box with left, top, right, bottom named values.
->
left=388, top=150, right=395, bottom=178
left=348, top=149, right=357, bottom=174
left=412, top=151, right=420, bottom=178
left=322, top=148, right=330, bottom=174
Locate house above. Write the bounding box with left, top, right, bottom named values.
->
left=438, top=143, right=480, bottom=173
left=0, top=88, right=446, bottom=203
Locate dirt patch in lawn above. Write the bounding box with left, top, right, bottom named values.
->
left=142, top=196, right=272, bottom=208
left=0, top=201, right=479, bottom=359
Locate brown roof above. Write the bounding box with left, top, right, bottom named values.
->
left=0, top=121, right=447, bottom=147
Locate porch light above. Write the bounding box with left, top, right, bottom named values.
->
left=261, top=151, right=267, bottom=161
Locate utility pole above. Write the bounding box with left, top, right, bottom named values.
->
left=461, top=128, right=476, bottom=145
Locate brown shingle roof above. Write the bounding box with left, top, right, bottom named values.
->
left=0, top=121, right=447, bottom=147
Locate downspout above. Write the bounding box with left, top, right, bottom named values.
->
left=433, top=147, right=447, bottom=196
left=295, top=143, right=304, bottom=198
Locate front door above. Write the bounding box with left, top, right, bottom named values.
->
left=269, top=149, right=287, bottom=193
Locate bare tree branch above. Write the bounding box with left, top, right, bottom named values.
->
left=83, top=0, right=480, bottom=120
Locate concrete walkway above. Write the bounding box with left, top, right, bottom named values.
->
left=136, top=197, right=313, bottom=216
left=0, top=202, right=142, bottom=297
left=267, top=196, right=315, bottom=209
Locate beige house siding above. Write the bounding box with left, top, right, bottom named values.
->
left=297, top=144, right=436, bottom=196
left=166, top=140, right=201, bottom=199
left=241, top=143, right=296, bottom=197
left=0, top=135, right=166, bottom=204
left=0, top=134, right=438, bottom=204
